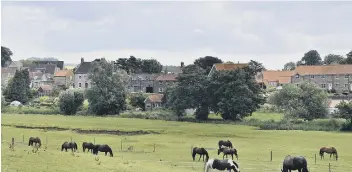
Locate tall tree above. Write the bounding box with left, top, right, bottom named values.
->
left=283, top=62, right=296, bottom=71
left=208, top=66, right=265, bottom=121
left=335, top=100, right=352, bottom=125
left=343, top=51, right=352, bottom=64
left=300, top=50, right=322, bottom=65
left=268, top=82, right=328, bottom=121
left=115, top=58, right=129, bottom=73
left=127, top=56, right=142, bottom=73
left=86, top=58, right=127, bottom=115
left=323, top=54, right=345, bottom=65
left=141, top=59, right=163, bottom=73
left=167, top=64, right=209, bottom=119
left=4, top=69, right=30, bottom=103
left=1, top=46, right=13, bottom=67
left=194, top=56, right=223, bottom=74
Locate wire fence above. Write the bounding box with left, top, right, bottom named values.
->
left=2, top=136, right=352, bottom=172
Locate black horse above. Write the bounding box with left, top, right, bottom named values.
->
left=82, top=142, right=94, bottom=153
left=92, top=144, right=113, bottom=157
left=218, top=146, right=238, bottom=160
left=218, top=140, right=233, bottom=149
left=204, top=158, right=240, bottom=172
left=28, top=137, right=41, bottom=147
left=61, top=141, right=78, bottom=152
left=192, top=147, right=209, bottom=162
left=282, top=155, right=309, bottom=172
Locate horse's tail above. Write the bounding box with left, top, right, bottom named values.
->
left=61, top=144, right=64, bottom=151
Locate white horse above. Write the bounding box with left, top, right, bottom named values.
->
left=204, top=158, right=240, bottom=172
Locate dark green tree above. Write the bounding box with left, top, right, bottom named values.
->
left=208, top=66, right=265, bottom=121
left=115, top=58, right=129, bottom=73
left=300, top=50, right=322, bottom=65
left=194, top=56, right=223, bottom=74
left=335, top=100, right=352, bottom=125
left=58, top=89, right=84, bottom=115
left=342, top=51, right=352, bottom=64
left=129, top=92, right=147, bottom=111
left=1, top=46, right=13, bottom=67
left=141, top=59, right=163, bottom=73
left=323, top=54, right=345, bottom=65
left=167, top=64, right=209, bottom=119
left=283, top=62, right=296, bottom=71
left=4, top=69, right=30, bottom=103
left=86, top=58, right=127, bottom=115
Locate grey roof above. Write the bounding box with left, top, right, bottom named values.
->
left=74, top=62, right=92, bottom=74
left=162, top=65, right=182, bottom=74
left=23, top=63, right=57, bottom=74
left=131, top=73, right=158, bottom=81
left=1, top=67, right=17, bottom=75
left=8, top=61, right=23, bottom=68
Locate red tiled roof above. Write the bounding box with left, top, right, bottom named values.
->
left=257, top=70, right=295, bottom=84
left=145, top=94, right=164, bottom=103
left=54, top=70, right=72, bottom=77
left=295, top=64, right=352, bottom=75
left=39, top=85, right=53, bottom=91
left=214, top=63, right=249, bottom=71
left=155, top=74, right=178, bottom=81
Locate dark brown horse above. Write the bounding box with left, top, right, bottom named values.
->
left=218, top=146, right=238, bottom=160
left=28, top=137, right=41, bottom=147
left=192, top=147, right=209, bottom=162
left=93, top=144, right=113, bottom=157
left=320, top=147, right=338, bottom=161
left=218, top=140, right=233, bottom=149
left=82, top=142, right=94, bottom=153
left=281, top=155, right=309, bottom=172
left=61, top=142, right=78, bottom=152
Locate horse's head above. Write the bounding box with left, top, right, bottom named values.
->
left=217, top=148, right=222, bottom=155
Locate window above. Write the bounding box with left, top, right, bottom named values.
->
left=345, top=75, right=349, bottom=79
left=79, top=75, right=82, bottom=80
left=335, top=83, right=340, bottom=88
left=310, top=75, right=315, bottom=79
left=345, top=84, right=348, bottom=88
left=79, top=83, right=82, bottom=88
left=321, top=84, right=326, bottom=88
left=335, top=75, right=339, bottom=79
left=321, top=75, right=325, bottom=79
left=85, top=83, right=88, bottom=88
left=159, top=81, right=163, bottom=85
left=295, top=74, right=300, bottom=79
left=159, top=87, right=163, bottom=93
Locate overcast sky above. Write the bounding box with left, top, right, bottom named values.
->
left=2, top=1, right=352, bottom=69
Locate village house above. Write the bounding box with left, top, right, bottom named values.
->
left=256, top=70, right=295, bottom=89
left=54, top=69, right=74, bottom=88
left=291, top=64, right=352, bottom=92
left=1, top=61, right=23, bottom=87
left=154, top=74, right=178, bottom=93
left=37, top=85, right=53, bottom=96
left=29, top=71, right=52, bottom=88
left=73, top=58, right=92, bottom=89
left=207, top=63, right=249, bottom=77
left=144, top=94, right=164, bottom=111
left=128, top=73, right=159, bottom=93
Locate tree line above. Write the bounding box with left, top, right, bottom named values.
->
left=283, top=50, right=352, bottom=71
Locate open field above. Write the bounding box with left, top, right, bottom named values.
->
left=1, top=113, right=352, bottom=172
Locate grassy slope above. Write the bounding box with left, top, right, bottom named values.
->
left=1, top=114, right=352, bottom=172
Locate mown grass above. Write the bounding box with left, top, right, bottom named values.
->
left=1, top=113, right=352, bottom=172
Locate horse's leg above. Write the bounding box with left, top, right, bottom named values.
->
left=198, top=154, right=201, bottom=161
left=105, top=152, right=107, bottom=156
left=231, top=154, right=233, bottom=160
left=223, top=154, right=225, bottom=160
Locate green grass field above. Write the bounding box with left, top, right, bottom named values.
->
left=1, top=113, right=351, bottom=172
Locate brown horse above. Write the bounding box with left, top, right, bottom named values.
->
left=192, top=147, right=209, bottom=162
left=319, top=147, right=338, bottom=161
left=218, top=146, right=238, bottom=160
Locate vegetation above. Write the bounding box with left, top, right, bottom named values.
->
left=269, top=82, right=329, bottom=121
left=128, top=92, right=148, bottom=111
left=283, top=61, right=296, bottom=71
left=1, top=46, right=13, bottom=67
left=3, top=69, right=31, bottom=104
left=193, top=56, right=223, bottom=74
left=1, top=114, right=352, bottom=172
left=86, top=58, right=127, bottom=115
left=58, top=89, right=84, bottom=115
left=115, top=56, right=163, bottom=74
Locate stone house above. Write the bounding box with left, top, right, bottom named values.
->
left=144, top=94, right=164, bottom=111
left=127, top=73, right=159, bottom=93
left=54, top=70, right=74, bottom=88
left=38, top=85, right=53, bottom=96
left=73, top=58, right=92, bottom=89
left=256, top=70, right=295, bottom=89
left=291, top=64, right=352, bottom=92
left=154, top=74, right=178, bottom=93
left=29, top=71, right=49, bottom=88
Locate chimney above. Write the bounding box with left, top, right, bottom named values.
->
left=181, top=62, right=184, bottom=68
left=81, top=58, right=84, bottom=63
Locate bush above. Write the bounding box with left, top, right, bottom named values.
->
left=340, top=121, right=352, bottom=131
left=58, top=89, right=84, bottom=115
left=1, top=106, right=59, bottom=114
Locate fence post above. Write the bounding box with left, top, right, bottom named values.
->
left=94, top=138, right=95, bottom=144
left=22, top=134, right=24, bottom=143
left=329, top=163, right=331, bottom=172
left=120, top=140, right=123, bottom=150
left=46, top=135, right=48, bottom=146
left=70, top=137, right=72, bottom=142
left=153, top=144, right=156, bottom=152
left=270, top=151, right=273, bottom=161
left=315, top=154, right=316, bottom=164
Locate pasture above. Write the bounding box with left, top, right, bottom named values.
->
left=1, top=113, right=352, bottom=172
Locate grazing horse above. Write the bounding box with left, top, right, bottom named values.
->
left=218, top=140, right=233, bottom=149
left=204, top=158, right=240, bottom=172
left=82, top=142, right=94, bottom=153
left=61, top=142, right=78, bottom=152
left=281, top=155, right=309, bottom=172
left=319, top=147, right=338, bottom=161
left=92, top=144, right=113, bottom=157
left=192, top=147, right=209, bottom=162
left=218, top=146, right=238, bottom=160
left=28, top=137, right=41, bottom=147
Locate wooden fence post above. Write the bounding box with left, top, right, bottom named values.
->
left=315, top=154, right=316, bottom=164
left=94, top=138, right=95, bottom=144
left=270, top=151, right=273, bottom=161
left=120, top=140, right=123, bottom=150
left=22, top=134, right=24, bottom=143
left=329, top=163, right=331, bottom=172
left=153, top=144, right=156, bottom=152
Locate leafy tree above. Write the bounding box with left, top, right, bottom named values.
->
left=167, top=64, right=209, bottom=119
left=342, top=51, right=352, bottom=64
left=208, top=66, right=265, bottom=121
left=129, top=92, right=147, bottom=110
left=300, top=50, right=322, bottom=65
left=335, top=101, right=352, bottom=125
left=283, top=62, right=296, bottom=71
left=141, top=59, right=163, bottom=73
left=323, top=54, right=345, bottom=65
left=1, top=46, right=13, bottom=67
left=194, top=56, right=223, bottom=74
left=1, top=93, right=7, bottom=107
left=86, top=58, right=127, bottom=115
left=127, top=56, right=142, bottom=73
left=269, top=82, right=329, bottom=121
left=115, top=58, right=129, bottom=73
left=4, top=69, right=30, bottom=103
left=58, top=89, right=84, bottom=115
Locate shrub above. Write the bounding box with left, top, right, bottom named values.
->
left=340, top=121, right=352, bottom=131
left=58, top=89, right=84, bottom=115
left=1, top=106, right=59, bottom=114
